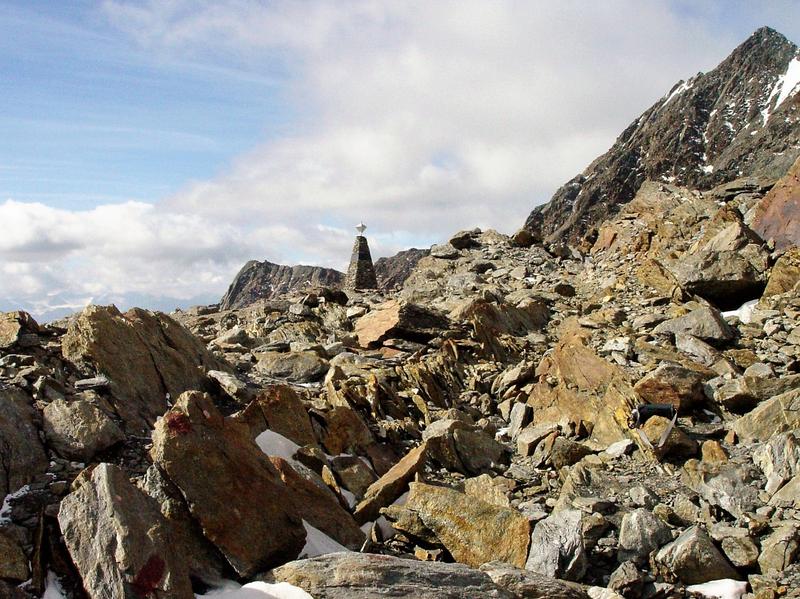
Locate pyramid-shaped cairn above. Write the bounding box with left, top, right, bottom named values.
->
left=345, top=222, right=378, bottom=290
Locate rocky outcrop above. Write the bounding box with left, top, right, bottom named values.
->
left=354, top=300, right=450, bottom=348
left=374, top=248, right=430, bottom=290
left=220, top=260, right=344, bottom=310
left=61, top=305, right=226, bottom=432
left=0, top=388, right=48, bottom=495
left=525, top=27, right=800, bottom=245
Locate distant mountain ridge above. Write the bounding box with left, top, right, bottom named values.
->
left=220, top=248, right=430, bottom=310
left=525, top=26, right=800, bottom=245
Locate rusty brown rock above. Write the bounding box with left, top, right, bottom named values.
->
left=269, top=457, right=365, bottom=549
left=353, top=442, right=427, bottom=524
left=237, top=385, right=317, bottom=446
left=762, top=247, right=800, bottom=298
left=752, top=155, right=800, bottom=250
left=354, top=300, right=449, bottom=348
left=150, top=391, right=305, bottom=577
left=383, top=482, right=530, bottom=569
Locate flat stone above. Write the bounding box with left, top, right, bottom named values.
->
left=653, top=306, right=735, bottom=342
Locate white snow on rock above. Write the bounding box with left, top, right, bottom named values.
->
left=686, top=579, right=748, bottom=599
left=0, top=484, right=30, bottom=525
left=255, top=430, right=301, bottom=464
left=43, top=571, right=68, bottom=599
left=763, top=56, right=800, bottom=124
left=663, top=79, right=693, bottom=106
left=197, top=581, right=313, bottom=599
left=722, top=299, right=757, bottom=324
left=300, top=521, right=349, bottom=558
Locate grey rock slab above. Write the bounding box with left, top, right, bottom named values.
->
left=269, top=552, right=515, bottom=598
left=617, top=508, right=673, bottom=565
left=58, top=463, right=192, bottom=599
left=652, top=525, right=739, bottom=585
left=654, top=306, right=735, bottom=342
left=526, top=509, right=587, bottom=581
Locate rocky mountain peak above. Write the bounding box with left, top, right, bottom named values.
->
left=525, top=27, right=800, bottom=246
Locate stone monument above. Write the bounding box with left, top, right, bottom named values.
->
left=345, top=222, right=378, bottom=290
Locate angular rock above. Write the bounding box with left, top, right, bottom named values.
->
left=617, top=508, right=673, bottom=565
left=464, top=474, right=513, bottom=508
left=62, top=305, right=225, bottom=432
left=353, top=442, right=426, bottom=524
left=732, top=388, right=800, bottom=443
left=633, top=363, right=710, bottom=411
left=0, top=388, right=48, bottom=494
left=751, top=155, right=800, bottom=251
left=58, top=463, right=192, bottom=599
left=329, top=455, right=377, bottom=498
left=753, top=432, right=800, bottom=495
left=150, top=391, right=305, bottom=577
left=254, top=350, right=329, bottom=383
left=43, top=399, right=124, bottom=462
left=269, top=457, right=365, bottom=550
left=652, top=525, right=739, bottom=585
left=0, top=530, right=28, bottom=582
left=762, top=247, right=800, bottom=297
left=757, top=524, right=800, bottom=573
left=354, top=300, right=449, bottom=348
left=720, top=535, right=759, bottom=569
left=238, top=385, right=317, bottom=447
left=526, top=509, right=587, bottom=581
left=683, top=459, right=762, bottom=519
left=383, top=482, right=530, bottom=569
left=0, top=311, right=39, bottom=349
left=480, top=562, right=590, bottom=599
left=270, top=552, right=515, bottom=598
left=320, top=406, right=374, bottom=455
left=207, top=369, right=249, bottom=402
left=653, top=306, right=734, bottom=343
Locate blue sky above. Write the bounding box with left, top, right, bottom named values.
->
left=1, top=1, right=799, bottom=319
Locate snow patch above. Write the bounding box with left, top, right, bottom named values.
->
left=763, top=57, right=800, bottom=124
left=722, top=299, right=757, bottom=325
left=197, top=581, right=314, bottom=599
left=701, top=164, right=714, bottom=174
left=255, top=430, right=301, bottom=464
left=686, top=579, right=747, bottom=599
left=663, top=79, right=693, bottom=105
left=300, top=521, right=350, bottom=557
left=43, top=572, right=68, bottom=599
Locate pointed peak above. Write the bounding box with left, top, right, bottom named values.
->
left=736, top=26, right=796, bottom=54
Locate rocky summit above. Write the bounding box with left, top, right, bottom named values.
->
left=525, top=26, right=800, bottom=248
left=3, top=27, right=800, bottom=599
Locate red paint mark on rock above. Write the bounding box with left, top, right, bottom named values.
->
left=165, top=412, right=192, bottom=436
left=131, top=555, right=165, bottom=597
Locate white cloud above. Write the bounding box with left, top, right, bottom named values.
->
left=5, top=1, right=773, bottom=317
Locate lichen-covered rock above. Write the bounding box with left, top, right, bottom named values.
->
left=383, top=482, right=530, bottom=569
left=62, top=305, right=226, bottom=432
left=43, top=399, right=124, bottom=462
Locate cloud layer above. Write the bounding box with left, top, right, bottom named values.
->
left=3, top=0, right=786, bottom=318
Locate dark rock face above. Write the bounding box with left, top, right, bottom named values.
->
left=220, top=260, right=344, bottom=310
left=525, top=27, right=800, bottom=245
left=344, top=236, right=378, bottom=290
left=374, top=248, right=430, bottom=290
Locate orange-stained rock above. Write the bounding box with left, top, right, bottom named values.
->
left=354, top=442, right=427, bottom=524
left=752, top=156, right=800, bottom=250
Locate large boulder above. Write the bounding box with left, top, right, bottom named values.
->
left=682, top=460, right=762, bottom=519
left=633, top=363, right=711, bottom=411
left=254, top=351, right=329, bottom=383
left=617, top=508, right=673, bottom=565
left=43, top=398, right=124, bottom=462
left=653, top=306, right=734, bottom=343
left=526, top=325, right=637, bottom=446
left=355, top=300, right=450, bottom=348
left=652, top=526, right=739, bottom=585
left=150, top=391, right=306, bottom=577
left=58, top=463, right=192, bottom=599
left=383, top=482, right=530, bottom=569
left=62, top=305, right=226, bottom=432
left=237, top=385, right=317, bottom=446
left=0, top=388, right=48, bottom=494
left=269, top=552, right=515, bottom=598
left=732, top=388, right=800, bottom=443
left=525, top=510, right=587, bottom=581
